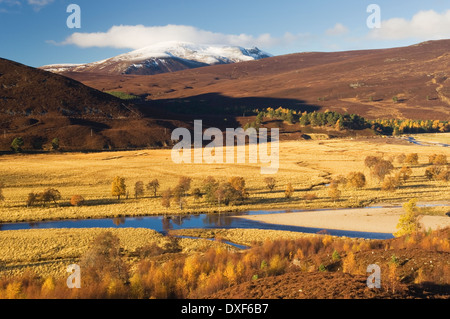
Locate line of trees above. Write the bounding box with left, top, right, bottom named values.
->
left=246, top=107, right=450, bottom=135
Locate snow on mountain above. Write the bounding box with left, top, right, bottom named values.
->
left=40, top=42, right=272, bottom=76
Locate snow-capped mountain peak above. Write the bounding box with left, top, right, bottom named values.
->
left=40, top=42, right=272, bottom=76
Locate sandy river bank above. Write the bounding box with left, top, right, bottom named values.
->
left=235, top=203, right=450, bottom=235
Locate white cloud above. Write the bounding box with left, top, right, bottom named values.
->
left=0, top=0, right=52, bottom=10
left=369, top=10, right=450, bottom=40
left=326, top=23, right=349, bottom=36
left=57, top=24, right=305, bottom=50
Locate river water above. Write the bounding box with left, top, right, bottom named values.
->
left=0, top=209, right=395, bottom=240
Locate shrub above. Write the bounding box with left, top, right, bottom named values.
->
left=303, top=193, right=317, bottom=201
left=70, top=195, right=85, bottom=206
left=332, top=249, right=341, bottom=261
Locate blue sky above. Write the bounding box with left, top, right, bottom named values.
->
left=1, top=0, right=450, bottom=67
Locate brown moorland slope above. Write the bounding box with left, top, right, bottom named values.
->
left=0, top=58, right=186, bottom=151
left=67, top=40, right=450, bottom=121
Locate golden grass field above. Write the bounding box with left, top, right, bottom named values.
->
left=0, top=135, right=448, bottom=280
left=0, top=135, right=448, bottom=223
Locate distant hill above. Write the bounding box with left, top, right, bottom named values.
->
left=40, top=42, right=272, bottom=76
left=67, top=39, right=450, bottom=121
left=0, top=58, right=182, bottom=151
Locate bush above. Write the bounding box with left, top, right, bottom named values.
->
left=303, top=193, right=317, bottom=201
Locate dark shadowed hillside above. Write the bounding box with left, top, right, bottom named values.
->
left=0, top=58, right=183, bottom=151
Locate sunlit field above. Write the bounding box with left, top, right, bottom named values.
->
left=0, top=137, right=449, bottom=223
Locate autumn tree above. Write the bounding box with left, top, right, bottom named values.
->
left=398, top=166, right=412, bottom=182
left=134, top=181, right=145, bottom=199
left=364, top=156, right=381, bottom=169
left=51, top=138, right=60, bottom=151
left=27, top=189, right=61, bottom=207
left=430, top=154, right=447, bottom=166
left=328, top=185, right=341, bottom=202
left=147, top=179, right=160, bottom=198
left=0, top=182, right=4, bottom=202
left=396, top=154, right=406, bottom=165
left=80, top=231, right=129, bottom=286
left=285, top=183, right=294, bottom=199
left=228, top=177, right=249, bottom=202
left=264, top=177, right=276, bottom=192
left=172, top=177, right=192, bottom=209
left=203, top=176, right=219, bottom=205
left=394, top=199, right=422, bottom=237
left=11, top=137, right=24, bottom=153
left=405, top=153, right=419, bottom=166
left=371, top=159, right=394, bottom=182
left=346, top=172, right=366, bottom=188
left=161, top=188, right=173, bottom=208
left=192, top=188, right=203, bottom=202
left=112, top=176, right=127, bottom=200
left=382, top=175, right=401, bottom=191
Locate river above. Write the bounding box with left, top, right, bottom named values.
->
left=0, top=209, right=395, bottom=240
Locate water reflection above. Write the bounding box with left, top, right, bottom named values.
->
left=113, top=217, right=126, bottom=226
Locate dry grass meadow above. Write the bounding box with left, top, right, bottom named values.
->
left=0, top=136, right=449, bottom=223
left=0, top=135, right=449, bottom=283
